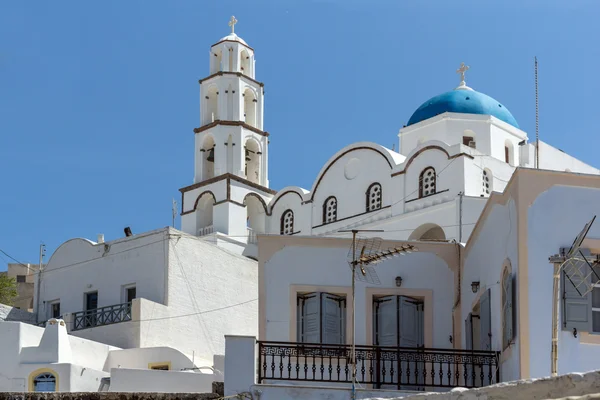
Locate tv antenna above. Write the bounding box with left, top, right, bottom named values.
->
left=549, top=215, right=599, bottom=377
left=172, top=198, right=178, bottom=228
left=340, top=229, right=418, bottom=400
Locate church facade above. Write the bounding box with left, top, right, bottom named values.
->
left=180, top=21, right=599, bottom=254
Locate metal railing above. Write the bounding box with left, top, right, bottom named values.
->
left=72, top=302, right=132, bottom=331
left=257, top=341, right=499, bottom=390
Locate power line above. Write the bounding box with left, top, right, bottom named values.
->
left=0, top=249, right=28, bottom=267
left=133, top=298, right=257, bottom=323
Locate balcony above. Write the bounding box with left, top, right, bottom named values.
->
left=72, top=302, right=132, bottom=331
left=257, top=341, right=499, bottom=390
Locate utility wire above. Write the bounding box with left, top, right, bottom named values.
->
left=0, top=249, right=29, bottom=267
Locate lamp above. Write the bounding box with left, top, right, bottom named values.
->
left=471, top=281, right=480, bottom=293
left=124, top=227, right=133, bottom=237
left=395, top=276, right=403, bottom=287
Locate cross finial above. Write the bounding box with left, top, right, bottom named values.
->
left=456, top=62, right=470, bottom=85
left=228, top=16, right=238, bottom=34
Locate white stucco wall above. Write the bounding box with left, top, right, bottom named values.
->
left=527, top=186, right=600, bottom=378
left=462, top=198, right=520, bottom=382
left=108, top=368, right=216, bottom=393
left=38, top=228, right=169, bottom=322
left=537, top=141, right=600, bottom=174
left=163, top=233, right=258, bottom=361
left=263, top=240, right=456, bottom=348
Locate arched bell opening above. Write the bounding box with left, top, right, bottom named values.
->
left=240, top=49, right=251, bottom=75
left=206, top=86, right=219, bottom=124
left=201, top=136, right=216, bottom=180
left=243, top=88, right=257, bottom=128
left=244, top=194, right=266, bottom=244
left=244, top=138, right=261, bottom=184
left=195, top=192, right=216, bottom=236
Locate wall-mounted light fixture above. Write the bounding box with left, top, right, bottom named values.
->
left=395, top=276, right=403, bottom=287
left=471, top=281, right=480, bottom=293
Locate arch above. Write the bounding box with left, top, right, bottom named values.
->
left=323, top=196, right=338, bottom=224
left=280, top=209, right=294, bottom=235
left=29, top=368, right=59, bottom=392
left=243, top=87, right=257, bottom=128
left=392, top=142, right=459, bottom=177
left=419, top=167, right=436, bottom=198
left=268, top=187, right=307, bottom=214
left=310, top=143, right=397, bottom=201
left=244, top=137, right=261, bottom=184
left=504, top=139, right=515, bottom=165
left=408, top=223, right=446, bottom=241
left=366, top=182, right=382, bottom=212
left=192, top=190, right=217, bottom=211
left=228, top=47, right=234, bottom=72
left=201, top=135, right=216, bottom=180
left=212, top=49, right=223, bottom=74
left=240, top=49, right=251, bottom=75
left=245, top=193, right=266, bottom=235
left=482, top=168, right=493, bottom=195
left=206, top=86, right=219, bottom=123
left=196, top=191, right=215, bottom=235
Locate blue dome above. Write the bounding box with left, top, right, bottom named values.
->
left=407, top=89, right=519, bottom=128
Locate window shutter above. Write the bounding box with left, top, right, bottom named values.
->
left=562, top=248, right=592, bottom=331
left=465, top=313, right=473, bottom=350
left=479, top=288, right=492, bottom=351
left=374, top=296, right=398, bottom=346
left=321, top=293, right=344, bottom=344
left=503, top=273, right=514, bottom=348
left=399, top=296, right=420, bottom=348
left=300, top=293, right=321, bottom=343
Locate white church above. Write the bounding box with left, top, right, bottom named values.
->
left=3, top=17, right=600, bottom=398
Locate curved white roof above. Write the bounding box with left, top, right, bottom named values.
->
left=217, top=33, right=248, bottom=46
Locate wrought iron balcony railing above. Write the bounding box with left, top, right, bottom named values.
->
left=72, top=302, right=132, bottom=331
left=257, top=341, right=500, bottom=390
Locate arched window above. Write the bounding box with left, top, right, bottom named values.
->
left=419, top=167, right=436, bottom=198
left=504, top=140, right=515, bottom=165
left=33, top=373, right=57, bottom=392
left=280, top=210, right=294, bottom=235
left=482, top=168, right=492, bottom=195
left=323, top=196, right=338, bottom=224
left=366, top=183, right=382, bottom=212
left=502, top=264, right=515, bottom=350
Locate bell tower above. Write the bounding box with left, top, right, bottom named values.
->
left=179, top=16, right=275, bottom=252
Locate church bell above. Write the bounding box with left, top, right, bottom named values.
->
left=207, top=148, right=215, bottom=162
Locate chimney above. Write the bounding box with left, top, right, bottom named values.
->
left=97, top=234, right=104, bottom=244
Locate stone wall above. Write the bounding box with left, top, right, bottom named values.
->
left=0, top=303, right=36, bottom=324
left=0, top=394, right=219, bottom=400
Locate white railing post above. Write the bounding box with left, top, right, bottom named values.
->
left=224, top=335, right=256, bottom=397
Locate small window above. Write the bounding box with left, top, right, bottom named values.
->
left=323, top=196, right=338, bottom=224
left=33, top=373, right=57, bottom=392
left=366, top=183, right=382, bottom=212
left=463, top=136, right=474, bottom=146
left=297, top=292, right=346, bottom=344
left=48, top=301, right=60, bottom=319
left=149, top=363, right=170, bottom=371
left=280, top=210, right=294, bottom=235
left=419, top=167, right=436, bottom=198
left=482, top=169, right=492, bottom=195
left=16, top=275, right=26, bottom=283
left=504, top=146, right=510, bottom=163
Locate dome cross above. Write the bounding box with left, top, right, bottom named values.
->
left=228, top=16, right=238, bottom=34
left=456, top=62, right=470, bottom=86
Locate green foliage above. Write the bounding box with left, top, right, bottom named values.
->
left=0, top=274, right=18, bottom=306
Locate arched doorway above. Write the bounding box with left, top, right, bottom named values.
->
left=408, top=223, right=446, bottom=241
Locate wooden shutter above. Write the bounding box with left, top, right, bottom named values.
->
left=479, top=288, right=492, bottom=351
left=374, top=296, right=398, bottom=346
left=399, top=296, right=420, bottom=348
left=299, top=293, right=320, bottom=343
left=562, top=248, right=592, bottom=331
left=465, top=313, right=473, bottom=350
left=321, top=293, right=344, bottom=344
left=503, top=273, right=514, bottom=348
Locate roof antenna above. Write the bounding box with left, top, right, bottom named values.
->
left=535, top=56, right=540, bottom=169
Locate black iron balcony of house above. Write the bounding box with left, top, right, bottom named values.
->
left=72, top=302, right=132, bottom=331
left=257, top=341, right=500, bottom=390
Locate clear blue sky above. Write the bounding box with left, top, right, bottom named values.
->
left=1, top=0, right=599, bottom=268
